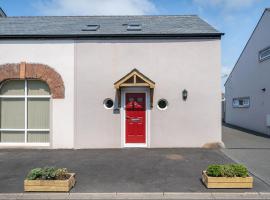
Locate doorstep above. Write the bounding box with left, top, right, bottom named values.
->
left=1, top=192, right=270, bottom=200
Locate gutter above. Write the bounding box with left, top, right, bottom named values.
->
left=0, top=33, right=224, bottom=40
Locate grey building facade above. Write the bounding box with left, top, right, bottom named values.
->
left=225, top=8, right=270, bottom=136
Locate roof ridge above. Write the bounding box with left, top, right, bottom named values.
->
left=3, top=15, right=198, bottom=18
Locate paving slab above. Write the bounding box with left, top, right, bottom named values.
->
left=0, top=148, right=269, bottom=194
left=212, top=192, right=261, bottom=199
left=163, top=192, right=213, bottom=199
left=259, top=192, right=270, bottom=199
left=1, top=192, right=270, bottom=200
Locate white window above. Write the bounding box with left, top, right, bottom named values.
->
left=0, top=80, right=50, bottom=144
left=259, top=47, right=270, bottom=62
left=232, top=97, right=250, bottom=108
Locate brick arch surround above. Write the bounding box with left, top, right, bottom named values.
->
left=0, top=62, right=65, bottom=99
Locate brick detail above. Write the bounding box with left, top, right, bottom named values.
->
left=20, top=62, right=26, bottom=79
left=0, top=62, right=65, bottom=99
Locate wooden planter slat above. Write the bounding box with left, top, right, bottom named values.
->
left=24, top=173, right=75, bottom=192
left=202, top=171, right=253, bottom=189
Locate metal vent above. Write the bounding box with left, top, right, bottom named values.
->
left=81, top=25, right=100, bottom=31
left=126, top=24, right=142, bottom=31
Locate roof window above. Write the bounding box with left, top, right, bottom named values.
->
left=126, top=24, right=142, bottom=31
left=81, top=25, right=100, bottom=31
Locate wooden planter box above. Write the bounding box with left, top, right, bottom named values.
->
left=24, top=173, right=75, bottom=192
left=202, top=171, right=253, bottom=189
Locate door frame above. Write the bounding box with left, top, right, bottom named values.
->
left=121, top=87, right=150, bottom=148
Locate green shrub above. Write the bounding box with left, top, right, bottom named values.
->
left=26, top=167, right=70, bottom=180
left=41, top=167, right=57, bottom=180
left=26, top=168, right=43, bottom=180
left=206, top=164, right=248, bottom=178
left=206, top=165, right=223, bottom=177
left=221, top=164, right=235, bottom=177
left=230, top=164, right=248, bottom=178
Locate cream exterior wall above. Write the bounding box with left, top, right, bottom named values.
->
left=225, top=10, right=270, bottom=136
left=75, top=39, right=222, bottom=148
left=0, top=40, right=75, bottom=148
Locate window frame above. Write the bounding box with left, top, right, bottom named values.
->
left=0, top=80, right=51, bottom=144
left=103, top=98, right=114, bottom=109
left=232, top=97, right=250, bottom=108
left=157, top=98, right=168, bottom=110
left=259, top=46, right=270, bottom=62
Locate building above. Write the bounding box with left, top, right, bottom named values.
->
left=225, top=8, right=270, bottom=136
left=0, top=9, right=223, bottom=148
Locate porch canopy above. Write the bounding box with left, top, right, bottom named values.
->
left=114, top=69, right=155, bottom=108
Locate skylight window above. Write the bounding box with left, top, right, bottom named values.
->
left=81, top=25, right=100, bottom=31
left=126, top=24, right=142, bottom=31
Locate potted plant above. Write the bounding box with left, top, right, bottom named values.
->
left=24, top=167, right=75, bottom=192
left=202, top=164, right=253, bottom=188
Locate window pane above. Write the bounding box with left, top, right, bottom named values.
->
left=239, top=100, right=243, bottom=105
left=0, top=131, right=24, bottom=142
left=27, top=131, right=49, bottom=143
left=0, top=98, right=25, bottom=129
left=0, top=80, right=25, bottom=95
left=261, top=48, right=270, bottom=59
left=28, top=98, right=49, bottom=129
left=27, top=80, right=50, bottom=95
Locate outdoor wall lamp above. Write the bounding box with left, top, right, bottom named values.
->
left=182, top=89, right=188, bottom=101
left=262, top=88, right=266, bottom=92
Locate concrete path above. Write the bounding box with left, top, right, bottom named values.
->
left=222, top=124, right=270, bottom=186
left=1, top=192, right=270, bottom=200
left=0, top=148, right=269, bottom=193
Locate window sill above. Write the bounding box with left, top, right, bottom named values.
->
left=0, top=143, right=50, bottom=148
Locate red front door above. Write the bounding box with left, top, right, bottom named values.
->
left=125, top=93, right=146, bottom=143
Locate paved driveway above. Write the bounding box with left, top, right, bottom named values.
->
left=222, top=124, right=270, bottom=186
left=0, top=148, right=269, bottom=193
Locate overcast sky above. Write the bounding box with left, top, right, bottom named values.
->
left=1, top=0, right=270, bottom=91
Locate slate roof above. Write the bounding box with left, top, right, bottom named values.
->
left=0, top=15, right=223, bottom=38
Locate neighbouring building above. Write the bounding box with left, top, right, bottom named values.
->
left=0, top=8, right=223, bottom=148
left=225, top=8, right=270, bottom=136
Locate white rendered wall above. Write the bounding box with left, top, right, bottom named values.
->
left=75, top=39, right=222, bottom=148
left=0, top=40, right=75, bottom=148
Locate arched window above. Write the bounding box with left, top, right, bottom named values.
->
left=0, top=80, right=50, bottom=144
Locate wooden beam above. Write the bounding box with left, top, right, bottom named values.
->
left=150, top=88, right=154, bottom=108
left=120, top=83, right=150, bottom=87
left=117, top=89, right=121, bottom=108
left=114, top=69, right=155, bottom=89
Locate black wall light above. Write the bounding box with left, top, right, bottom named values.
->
left=182, top=89, right=188, bottom=101
left=262, top=88, right=266, bottom=92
